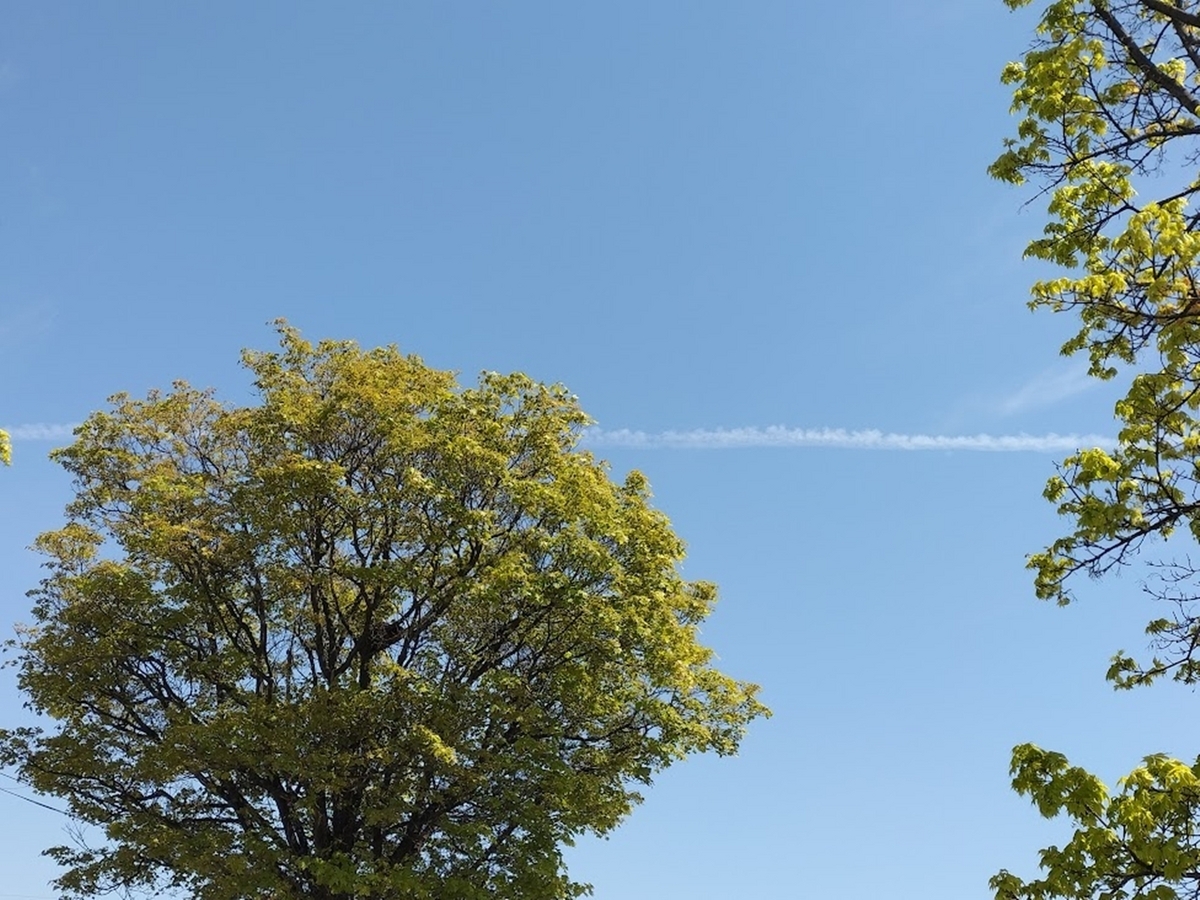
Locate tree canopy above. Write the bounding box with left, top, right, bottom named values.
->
left=0, top=325, right=767, bottom=900
left=992, top=1, right=1200, bottom=898
left=1, top=429, right=9, bottom=465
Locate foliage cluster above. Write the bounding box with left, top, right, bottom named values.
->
left=994, top=1, right=1200, bottom=897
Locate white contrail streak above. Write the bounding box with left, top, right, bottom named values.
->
left=581, top=426, right=1116, bottom=453
left=4, top=422, right=1117, bottom=454
left=4, top=423, right=78, bottom=441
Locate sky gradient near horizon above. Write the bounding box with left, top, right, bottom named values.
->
left=1, top=3, right=1185, bottom=898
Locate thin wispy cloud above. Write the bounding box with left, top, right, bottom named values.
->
left=4, top=423, right=77, bottom=441
left=997, top=365, right=1097, bottom=416
left=0, top=61, right=19, bottom=94
left=0, top=302, right=55, bottom=349
left=582, top=426, right=1115, bottom=453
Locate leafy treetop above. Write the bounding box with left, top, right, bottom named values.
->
left=1, top=324, right=767, bottom=900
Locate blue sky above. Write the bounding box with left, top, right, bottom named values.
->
left=1, top=3, right=1186, bottom=897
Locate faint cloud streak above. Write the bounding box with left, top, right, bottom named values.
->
left=0, top=60, right=20, bottom=93
left=998, top=366, right=1096, bottom=416
left=0, top=303, right=55, bottom=348
left=582, top=426, right=1114, bottom=453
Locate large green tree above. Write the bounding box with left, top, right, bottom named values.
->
left=992, top=2, right=1200, bottom=898
left=1, top=326, right=767, bottom=900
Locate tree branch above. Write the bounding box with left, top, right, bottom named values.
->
left=1096, top=0, right=1200, bottom=114
left=1142, top=0, right=1200, bottom=32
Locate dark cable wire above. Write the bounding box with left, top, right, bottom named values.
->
left=0, top=770, right=69, bottom=815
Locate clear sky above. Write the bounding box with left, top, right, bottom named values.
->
left=1, top=3, right=1188, bottom=898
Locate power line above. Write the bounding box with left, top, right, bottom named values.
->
left=0, top=770, right=69, bottom=815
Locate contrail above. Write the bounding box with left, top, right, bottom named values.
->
left=3, top=423, right=77, bottom=441
left=5, top=422, right=1117, bottom=454
left=580, top=426, right=1116, bottom=452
